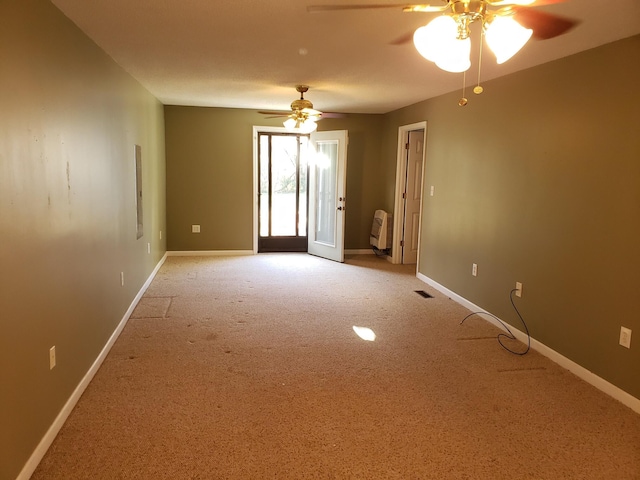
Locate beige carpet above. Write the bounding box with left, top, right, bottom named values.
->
left=32, top=254, right=640, bottom=479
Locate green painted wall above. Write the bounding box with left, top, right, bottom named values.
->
left=3, top=2, right=638, bottom=477
left=0, top=1, right=167, bottom=478
left=165, top=106, right=385, bottom=251
left=382, top=35, right=640, bottom=400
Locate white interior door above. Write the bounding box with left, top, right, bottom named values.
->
left=308, top=130, right=348, bottom=263
left=402, top=129, right=424, bottom=264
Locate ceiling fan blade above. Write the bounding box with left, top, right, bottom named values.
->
left=390, top=30, right=415, bottom=45
left=513, top=6, right=579, bottom=40
left=258, top=110, right=291, bottom=116
left=307, top=3, right=445, bottom=13
left=321, top=112, right=346, bottom=119
left=488, top=0, right=565, bottom=6
left=302, top=107, right=323, bottom=116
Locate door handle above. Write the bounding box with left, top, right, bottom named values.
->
left=337, top=206, right=345, bottom=211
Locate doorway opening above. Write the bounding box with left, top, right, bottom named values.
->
left=257, top=131, right=309, bottom=253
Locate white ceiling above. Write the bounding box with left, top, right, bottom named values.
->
left=51, top=0, right=640, bottom=114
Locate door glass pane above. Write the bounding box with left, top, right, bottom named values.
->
left=259, top=134, right=270, bottom=237
left=298, top=136, right=309, bottom=236
left=271, top=136, right=298, bottom=236
left=314, top=141, right=338, bottom=246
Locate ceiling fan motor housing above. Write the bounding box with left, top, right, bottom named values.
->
left=291, top=98, right=314, bottom=111
left=451, top=0, right=487, bottom=16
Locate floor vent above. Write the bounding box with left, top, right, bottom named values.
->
left=415, top=290, right=433, bottom=298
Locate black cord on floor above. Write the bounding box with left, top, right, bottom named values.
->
left=459, top=288, right=531, bottom=355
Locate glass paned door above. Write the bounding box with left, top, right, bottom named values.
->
left=314, top=142, right=338, bottom=246
left=308, top=130, right=348, bottom=263
left=258, top=132, right=308, bottom=252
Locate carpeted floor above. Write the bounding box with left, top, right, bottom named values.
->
left=32, top=254, right=640, bottom=479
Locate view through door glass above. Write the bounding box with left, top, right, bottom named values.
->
left=258, top=132, right=309, bottom=252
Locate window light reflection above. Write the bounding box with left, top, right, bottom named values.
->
left=353, top=326, right=376, bottom=342
left=310, top=150, right=331, bottom=170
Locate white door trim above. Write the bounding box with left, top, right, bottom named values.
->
left=391, top=121, right=428, bottom=266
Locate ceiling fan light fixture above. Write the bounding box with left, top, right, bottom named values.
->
left=485, top=15, right=533, bottom=64
left=300, top=118, right=318, bottom=133
left=414, top=16, right=471, bottom=73
left=283, top=117, right=298, bottom=130
left=284, top=116, right=317, bottom=133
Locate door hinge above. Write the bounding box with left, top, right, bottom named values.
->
left=400, top=240, right=404, bottom=247
left=402, top=192, right=407, bottom=199
left=405, top=142, right=410, bottom=150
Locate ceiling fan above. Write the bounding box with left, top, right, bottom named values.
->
left=307, top=1, right=578, bottom=43
left=259, top=85, right=342, bottom=133
left=308, top=1, right=579, bottom=104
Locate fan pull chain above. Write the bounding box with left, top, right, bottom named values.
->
left=474, top=27, right=484, bottom=95
left=459, top=71, right=468, bottom=107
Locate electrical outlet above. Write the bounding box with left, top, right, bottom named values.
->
left=120, top=272, right=124, bottom=287
left=515, top=282, right=523, bottom=297
left=619, top=327, right=632, bottom=349
left=49, top=346, right=56, bottom=370
left=430, top=185, right=435, bottom=197
left=159, top=230, right=162, bottom=240
left=472, top=263, right=478, bottom=277
left=147, top=242, right=151, bottom=254
left=192, top=224, right=201, bottom=233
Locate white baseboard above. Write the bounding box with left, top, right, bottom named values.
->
left=166, top=250, right=253, bottom=257
left=417, top=272, right=640, bottom=415
left=17, top=253, right=169, bottom=480
left=168, top=249, right=376, bottom=257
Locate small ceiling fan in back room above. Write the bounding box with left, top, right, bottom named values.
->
left=259, top=85, right=343, bottom=133
left=308, top=0, right=579, bottom=105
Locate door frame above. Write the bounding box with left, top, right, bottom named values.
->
left=391, top=121, right=428, bottom=266
left=253, top=126, right=292, bottom=254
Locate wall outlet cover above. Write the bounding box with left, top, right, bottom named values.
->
left=619, top=327, right=632, bottom=349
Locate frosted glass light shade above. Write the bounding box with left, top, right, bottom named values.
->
left=300, top=119, right=318, bottom=134
left=284, top=117, right=317, bottom=133
left=435, top=37, right=471, bottom=73
left=413, top=16, right=458, bottom=62
left=485, top=16, right=533, bottom=64
left=414, top=16, right=470, bottom=73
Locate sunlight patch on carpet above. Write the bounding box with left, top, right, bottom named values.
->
left=353, top=326, right=376, bottom=341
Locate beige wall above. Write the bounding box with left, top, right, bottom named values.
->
left=383, top=35, right=640, bottom=399
left=165, top=106, right=385, bottom=251
left=0, top=1, right=166, bottom=478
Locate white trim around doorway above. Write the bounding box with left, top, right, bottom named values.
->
left=391, top=121, right=428, bottom=266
